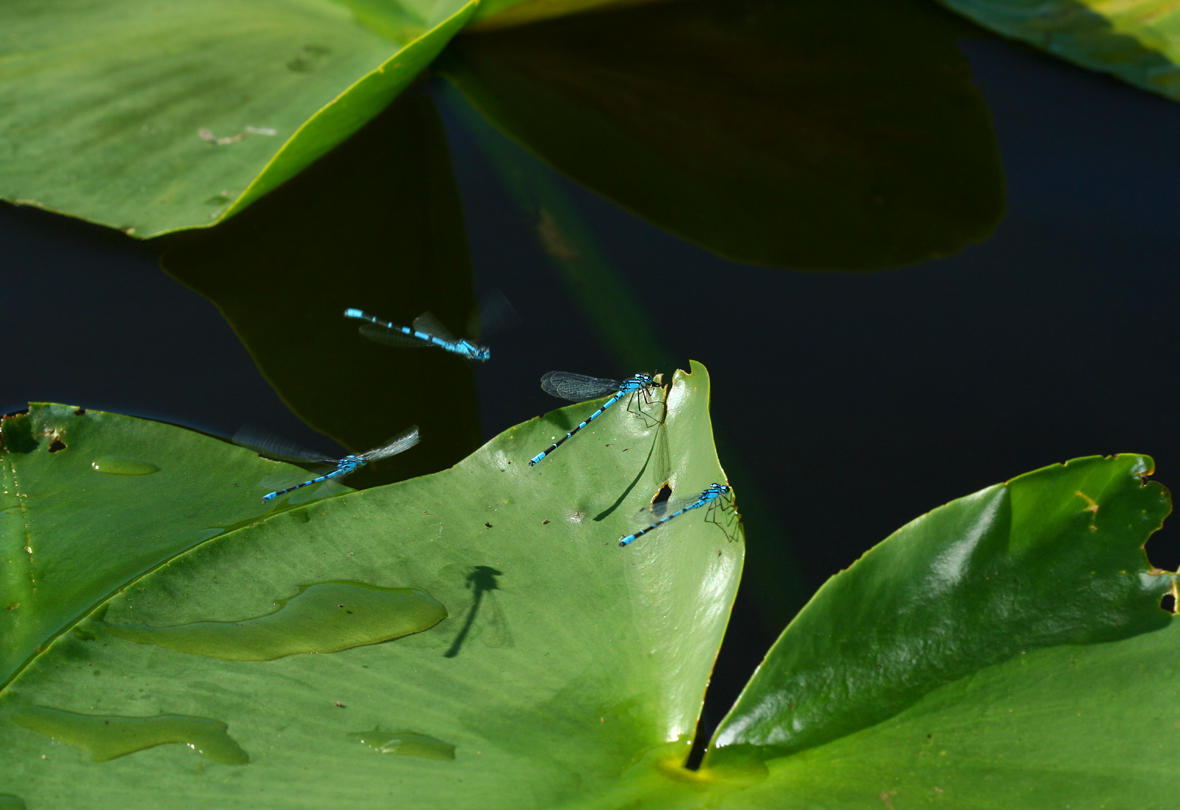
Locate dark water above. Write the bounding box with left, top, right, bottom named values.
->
left=3, top=30, right=1178, bottom=739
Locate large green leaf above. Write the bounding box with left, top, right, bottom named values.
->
left=0, top=404, right=342, bottom=690
left=706, top=454, right=1177, bottom=807
left=940, top=0, right=1180, bottom=103
left=160, top=91, right=482, bottom=482
left=440, top=0, right=1005, bottom=270
left=716, top=619, right=1180, bottom=808
left=0, top=362, right=744, bottom=808
left=0, top=0, right=476, bottom=237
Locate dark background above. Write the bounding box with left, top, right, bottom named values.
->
left=3, top=33, right=1177, bottom=736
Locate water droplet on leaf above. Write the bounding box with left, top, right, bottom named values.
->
left=351, top=730, right=455, bottom=761
left=10, top=706, right=248, bottom=764
left=100, top=582, right=447, bottom=660
left=90, top=456, right=160, bottom=475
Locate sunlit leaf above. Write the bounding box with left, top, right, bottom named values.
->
left=0, top=0, right=476, bottom=237
left=0, top=403, right=347, bottom=689
left=941, top=0, right=1180, bottom=103
left=706, top=454, right=1177, bottom=808
left=1, top=363, right=744, bottom=808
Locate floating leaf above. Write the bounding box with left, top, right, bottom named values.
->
left=0, top=403, right=336, bottom=688
left=1, top=363, right=743, bottom=807
left=707, top=454, right=1177, bottom=808
left=940, top=0, right=1180, bottom=103
left=0, top=0, right=476, bottom=236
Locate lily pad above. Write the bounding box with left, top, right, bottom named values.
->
left=0, top=0, right=476, bottom=237
left=0, top=362, right=744, bottom=807
left=707, top=454, right=1177, bottom=808
left=0, top=403, right=339, bottom=689
left=715, top=620, right=1180, bottom=808
left=940, top=0, right=1180, bottom=103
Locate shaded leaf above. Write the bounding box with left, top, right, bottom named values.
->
left=469, top=0, right=666, bottom=31
left=440, top=0, right=1005, bottom=270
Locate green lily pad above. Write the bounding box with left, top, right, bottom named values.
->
left=940, top=0, right=1180, bottom=102
left=0, top=0, right=476, bottom=237
left=0, top=362, right=744, bottom=807
left=706, top=454, right=1177, bottom=807
left=0, top=403, right=343, bottom=689
left=440, top=0, right=1005, bottom=270
left=715, top=619, right=1180, bottom=808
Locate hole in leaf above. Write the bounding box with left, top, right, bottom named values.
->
left=1145, top=526, right=1180, bottom=575
left=1, top=415, right=37, bottom=454
left=47, top=440, right=66, bottom=453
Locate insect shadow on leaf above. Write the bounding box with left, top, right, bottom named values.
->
left=593, top=394, right=671, bottom=523
left=443, top=566, right=508, bottom=659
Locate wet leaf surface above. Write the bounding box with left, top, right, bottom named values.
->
left=1, top=363, right=743, bottom=808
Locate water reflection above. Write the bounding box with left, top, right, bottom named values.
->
left=441, top=0, right=1004, bottom=270
left=160, top=93, right=482, bottom=486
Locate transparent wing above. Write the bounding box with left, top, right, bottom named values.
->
left=640, top=488, right=717, bottom=522
left=232, top=426, right=338, bottom=465
left=358, top=323, right=431, bottom=348
left=411, top=311, right=456, bottom=344
left=362, top=425, right=421, bottom=462
left=539, top=371, right=623, bottom=402
left=474, top=590, right=514, bottom=650
left=467, top=288, right=520, bottom=340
